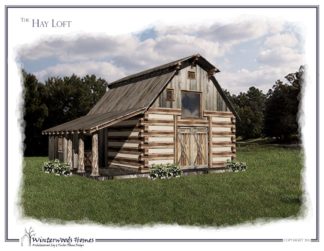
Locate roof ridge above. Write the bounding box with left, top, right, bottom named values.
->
left=109, top=54, right=206, bottom=87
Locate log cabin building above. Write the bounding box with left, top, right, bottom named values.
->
left=42, top=54, right=238, bottom=178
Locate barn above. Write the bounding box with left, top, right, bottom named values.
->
left=42, top=54, right=238, bottom=178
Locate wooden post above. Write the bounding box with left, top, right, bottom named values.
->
left=103, top=128, right=107, bottom=168
left=174, top=115, right=178, bottom=165
left=48, top=136, right=50, bottom=160
left=63, top=136, right=68, bottom=162
left=72, top=134, right=79, bottom=169
left=77, top=134, right=85, bottom=173
left=67, top=135, right=73, bottom=170
left=91, top=132, right=99, bottom=177
left=48, top=136, right=54, bottom=160
left=232, top=118, right=236, bottom=161
left=54, top=136, right=58, bottom=159
left=208, top=116, right=212, bottom=168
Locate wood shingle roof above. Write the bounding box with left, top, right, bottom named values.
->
left=43, top=54, right=236, bottom=135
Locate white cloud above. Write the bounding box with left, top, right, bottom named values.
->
left=19, top=34, right=140, bottom=63
left=257, top=31, right=303, bottom=68
left=264, top=33, right=298, bottom=48
left=258, top=47, right=303, bottom=66
left=154, top=34, right=224, bottom=58
left=217, top=64, right=302, bottom=94
left=34, top=61, right=125, bottom=83
left=18, top=18, right=304, bottom=94
left=19, top=19, right=285, bottom=64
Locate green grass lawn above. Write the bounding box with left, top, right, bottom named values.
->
left=21, top=144, right=303, bottom=226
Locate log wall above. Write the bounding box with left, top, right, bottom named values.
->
left=106, top=115, right=144, bottom=172
left=142, top=109, right=177, bottom=170
left=143, top=108, right=236, bottom=170
left=206, top=111, right=236, bottom=167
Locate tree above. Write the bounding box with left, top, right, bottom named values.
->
left=23, top=70, right=48, bottom=156
left=230, top=87, right=266, bottom=139
left=23, top=72, right=108, bottom=156
left=42, top=74, right=108, bottom=133
left=21, top=227, right=35, bottom=246
left=263, top=66, right=304, bottom=142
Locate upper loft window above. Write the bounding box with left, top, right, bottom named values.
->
left=188, top=71, right=196, bottom=79
left=166, top=89, right=175, bottom=101
left=181, top=91, right=201, bottom=118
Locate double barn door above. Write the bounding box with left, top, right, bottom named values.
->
left=177, top=127, right=208, bottom=168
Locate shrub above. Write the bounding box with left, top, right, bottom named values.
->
left=226, top=160, right=247, bottom=172
left=42, top=159, right=71, bottom=176
left=150, top=163, right=182, bottom=179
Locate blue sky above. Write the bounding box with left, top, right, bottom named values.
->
left=18, top=19, right=304, bottom=94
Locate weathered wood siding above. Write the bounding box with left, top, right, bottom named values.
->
left=143, top=108, right=236, bottom=169
left=177, top=127, right=208, bottom=167
left=72, top=134, right=79, bottom=169
left=205, top=111, right=236, bottom=167
left=142, top=108, right=176, bottom=169
left=151, top=65, right=229, bottom=112
left=48, top=136, right=55, bottom=160
left=107, top=115, right=144, bottom=172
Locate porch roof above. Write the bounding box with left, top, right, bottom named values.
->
left=42, top=107, right=145, bottom=135
left=43, top=70, right=176, bottom=134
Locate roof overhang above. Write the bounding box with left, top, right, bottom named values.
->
left=210, top=76, right=240, bottom=121
left=42, top=107, right=146, bottom=135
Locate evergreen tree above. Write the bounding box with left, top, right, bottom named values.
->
left=263, top=66, right=304, bottom=142
left=23, top=70, right=48, bottom=156
left=230, top=87, right=266, bottom=139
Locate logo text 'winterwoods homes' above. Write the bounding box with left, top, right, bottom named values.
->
left=31, top=236, right=94, bottom=247
left=21, top=227, right=94, bottom=247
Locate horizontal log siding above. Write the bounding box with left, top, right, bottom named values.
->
left=208, top=113, right=236, bottom=168
left=144, top=109, right=236, bottom=169
left=148, top=159, right=174, bottom=165
left=212, top=146, right=232, bottom=152
left=212, top=127, right=232, bottom=132
left=143, top=110, right=176, bottom=168
left=108, top=131, right=140, bottom=137
left=107, top=115, right=143, bottom=171
left=212, top=136, right=232, bottom=143
left=148, top=148, right=174, bottom=154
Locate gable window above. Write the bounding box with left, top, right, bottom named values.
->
left=166, top=89, right=175, bottom=101
left=188, top=71, right=196, bottom=79
left=181, top=91, right=201, bottom=118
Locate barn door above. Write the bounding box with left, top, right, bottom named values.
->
left=177, top=127, right=208, bottom=168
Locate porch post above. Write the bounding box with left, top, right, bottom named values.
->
left=90, top=132, right=99, bottom=177
left=48, top=135, right=54, bottom=160
left=67, top=134, right=73, bottom=170
left=53, top=135, right=58, bottom=159
left=77, top=134, right=85, bottom=173
left=63, top=135, right=68, bottom=162
left=208, top=116, right=212, bottom=168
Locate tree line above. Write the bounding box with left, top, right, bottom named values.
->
left=23, top=70, right=108, bottom=156
left=22, top=66, right=303, bottom=156
left=228, top=65, right=304, bottom=142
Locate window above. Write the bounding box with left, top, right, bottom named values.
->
left=188, top=71, right=196, bottom=79
left=181, top=91, right=201, bottom=118
left=166, top=89, right=174, bottom=101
